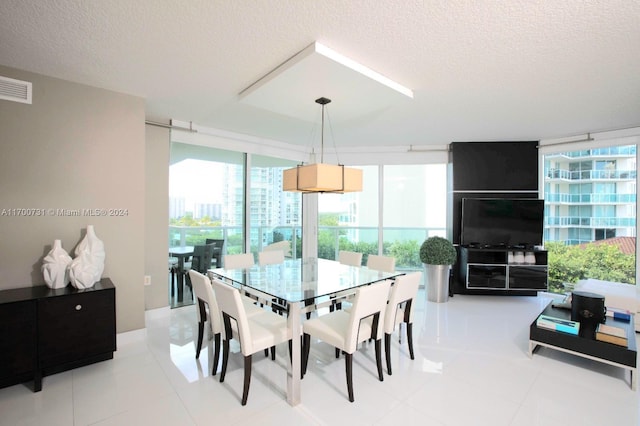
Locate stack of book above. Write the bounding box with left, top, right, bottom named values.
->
left=536, top=315, right=580, bottom=335
left=605, top=307, right=632, bottom=322
left=595, top=323, right=628, bottom=346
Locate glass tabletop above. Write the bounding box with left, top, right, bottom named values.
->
left=209, top=258, right=401, bottom=304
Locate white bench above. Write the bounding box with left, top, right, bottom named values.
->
left=574, top=278, right=639, bottom=332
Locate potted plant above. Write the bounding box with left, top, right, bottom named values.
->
left=420, top=236, right=457, bottom=303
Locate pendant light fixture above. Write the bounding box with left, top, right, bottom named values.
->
left=283, top=97, right=363, bottom=193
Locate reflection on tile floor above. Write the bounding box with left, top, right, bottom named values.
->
left=1, top=290, right=638, bottom=425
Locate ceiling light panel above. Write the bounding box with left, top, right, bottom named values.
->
left=239, top=42, right=413, bottom=123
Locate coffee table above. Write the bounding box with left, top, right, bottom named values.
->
left=529, top=302, right=637, bottom=390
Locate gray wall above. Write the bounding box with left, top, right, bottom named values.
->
left=144, top=124, right=170, bottom=309
left=0, top=65, right=146, bottom=332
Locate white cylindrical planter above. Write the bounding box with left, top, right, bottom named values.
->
left=426, top=264, right=451, bottom=303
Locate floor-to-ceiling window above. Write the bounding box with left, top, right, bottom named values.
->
left=542, top=142, right=637, bottom=293
left=248, top=155, right=302, bottom=258
left=317, top=166, right=378, bottom=264
left=316, top=163, right=448, bottom=271
left=168, top=143, right=245, bottom=307
left=383, top=164, right=447, bottom=271
left=169, top=134, right=450, bottom=301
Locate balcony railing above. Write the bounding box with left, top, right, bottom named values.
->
left=545, top=193, right=636, bottom=204
left=169, top=225, right=445, bottom=270
left=545, top=216, right=636, bottom=227
left=545, top=169, right=636, bottom=181
left=546, top=146, right=636, bottom=158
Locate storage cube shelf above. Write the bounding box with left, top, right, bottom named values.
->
left=459, top=248, right=548, bottom=293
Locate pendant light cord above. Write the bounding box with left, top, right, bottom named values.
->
left=315, top=96, right=333, bottom=164
left=321, top=102, right=326, bottom=163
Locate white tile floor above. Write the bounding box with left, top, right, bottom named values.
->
left=1, top=291, right=638, bottom=426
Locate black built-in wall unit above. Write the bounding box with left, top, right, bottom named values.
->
left=449, top=141, right=545, bottom=295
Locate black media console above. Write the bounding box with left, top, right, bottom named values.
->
left=458, top=247, right=548, bottom=295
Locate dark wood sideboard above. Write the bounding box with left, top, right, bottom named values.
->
left=0, top=278, right=116, bottom=391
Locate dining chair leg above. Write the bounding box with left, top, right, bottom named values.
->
left=384, top=332, right=392, bottom=375
left=195, top=299, right=206, bottom=359
left=270, top=346, right=276, bottom=361
left=212, top=333, right=221, bottom=376
left=302, top=333, right=310, bottom=376
left=195, top=321, right=204, bottom=359
left=241, top=355, right=252, bottom=406
left=220, top=338, right=230, bottom=383
left=407, top=322, right=415, bottom=360
left=345, top=353, right=354, bottom=402
left=264, top=349, right=268, bottom=357
left=170, top=268, right=175, bottom=297
left=375, top=339, right=384, bottom=381
left=304, top=298, right=313, bottom=319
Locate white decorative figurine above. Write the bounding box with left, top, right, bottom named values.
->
left=68, top=225, right=105, bottom=289
left=41, top=239, right=72, bottom=289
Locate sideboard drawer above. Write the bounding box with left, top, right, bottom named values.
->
left=38, top=288, right=116, bottom=369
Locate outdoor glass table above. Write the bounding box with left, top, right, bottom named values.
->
left=209, top=257, right=402, bottom=406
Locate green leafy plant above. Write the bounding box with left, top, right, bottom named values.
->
left=420, top=236, right=457, bottom=265
left=546, top=240, right=635, bottom=293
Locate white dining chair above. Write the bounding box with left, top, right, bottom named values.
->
left=223, top=253, right=255, bottom=269
left=383, top=271, right=421, bottom=375
left=330, top=250, right=363, bottom=312
left=212, top=278, right=292, bottom=406
left=302, top=279, right=392, bottom=402
left=366, top=254, right=396, bottom=273
left=258, top=249, right=285, bottom=266
left=338, top=250, right=362, bottom=267
left=189, top=270, right=266, bottom=375
left=263, top=240, right=292, bottom=257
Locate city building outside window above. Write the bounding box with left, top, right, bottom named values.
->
left=543, top=144, right=636, bottom=293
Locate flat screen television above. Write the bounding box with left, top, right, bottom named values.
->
left=461, top=198, right=544, bottom=248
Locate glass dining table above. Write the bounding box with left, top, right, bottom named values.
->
left=208, top=257, right=403, bottom=406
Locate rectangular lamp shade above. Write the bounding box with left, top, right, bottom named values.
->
left=341, top=166, right=363, bottom=192
left=283, top=164, right=363, bottom=193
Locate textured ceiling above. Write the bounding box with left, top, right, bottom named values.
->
left=0, top=0, right=639, bottom=148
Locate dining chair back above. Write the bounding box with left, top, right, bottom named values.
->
left=223, top=253, right=255, bottom=269
left=338, top=250, right=362, bottom=267
left=205, top=238, right=225, bottom=268
left=344, top=281, right=391, bottom=353
left=302, top=279, right=392, bottom=402
left=211, top=278, right=291, bottom=405
left=189, top=244, right=215, bottom=273
left=263, top=240, right=292, bottom=257
left=189, top=270, right=222, bottom=375
left=383, top=271, right=421, bottom=375
left=366, top=254, right=396, bottom=273
left=258, top=249, right=285, bottom=266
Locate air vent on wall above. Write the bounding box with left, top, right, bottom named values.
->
left=0, top=75, right=32, bottom=104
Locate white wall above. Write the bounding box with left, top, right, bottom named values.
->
left=144, top=123, right=170, bottom=309
left=0, top=65, right=146, bottom=332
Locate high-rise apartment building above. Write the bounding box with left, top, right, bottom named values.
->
left=544, top=145, right=636, bottom=245
left=168, top=197, right=186, bottom=219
